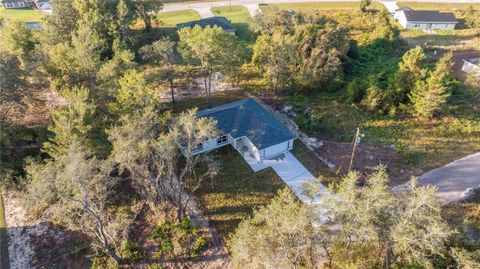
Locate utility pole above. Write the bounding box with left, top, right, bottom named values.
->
left=348, top=127, right=363, bottom=172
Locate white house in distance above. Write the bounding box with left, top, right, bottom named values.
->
left=394, top=6, right=458, bottom=30
left=194, top=98, right=296, bottom=162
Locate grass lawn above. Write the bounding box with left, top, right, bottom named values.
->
left=260, top=1, right=385, bottom=12
left=195, top=145, right=286, bottom=243
left=0, top=193, right=9, bottom=269
left=0, top=7, right=45, bottom=22
left=291, top=140, right=337, bottom=182
left=158, top=9, right=201, bottom=26
left=211, top=5, right=253, bottom=41
left=397, top=2, right=480, bottom=11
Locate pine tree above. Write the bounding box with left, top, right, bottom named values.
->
left=43, top=86, right=94, bottom=160
left=409, top=52, right=453, bottom=118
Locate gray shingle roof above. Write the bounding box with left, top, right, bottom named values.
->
left=197, top=99, right=296, bottom=150
left=404, top=10, right=457, bottom=23
left=176, top=16, right=236, bottom=32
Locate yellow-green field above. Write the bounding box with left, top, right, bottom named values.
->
left=158, top=9, right=201, bottom=26
left=0, top=7, right=45, bottom=22
left=211, top=5, right=253, bottom=40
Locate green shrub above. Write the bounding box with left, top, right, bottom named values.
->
left=149, top=218, right=208, bottom=260
left=285, top=93, right=310, bottom=109
left=121, top=240, right=145, bottom=262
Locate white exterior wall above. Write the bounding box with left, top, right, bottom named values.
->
left=2, top=0, right=30, bottom=8
left=406, top=22, right=456, bottom=30
left=395, top=11, right=409, bottom=28
left=241, top=137, right=261, bottom=160
left=260, top=139, right=294, bottom=160
left=395, top=11, right=456, bottom=30
left=191, top=134, right=233, bottom=155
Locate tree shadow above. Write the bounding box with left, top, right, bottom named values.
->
left=4, top=221, right=90, bottom=269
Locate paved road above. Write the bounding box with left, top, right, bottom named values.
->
left=416, top=152, right=480, bottom=203
left=163, top=0, right=480, bottom=18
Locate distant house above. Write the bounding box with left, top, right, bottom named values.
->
left=1, top=0, right=49, bottom=9
left=176, top=16, right=236, bottom=34
left=462, top=58, right=480, bottom=75
left=1, top=0, right=32, bottom=8
left=394, top=6, right=457, bottom=30
left=193, top=98, right=296, bottom=161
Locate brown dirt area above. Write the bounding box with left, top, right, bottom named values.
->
left=258, top=94, right=412, bottom=186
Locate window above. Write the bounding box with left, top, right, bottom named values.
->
left=4, top=2, right=12, bottom=7
left=18, top=2, right=25, bottom=7
left=216, top=135, right=228, bottom=145
left=193, top=143, right=203, bottom=152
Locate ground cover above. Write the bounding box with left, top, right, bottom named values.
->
left=0, top=7, right=45, bottom=22
left=211, top=5, right=253, bottom=40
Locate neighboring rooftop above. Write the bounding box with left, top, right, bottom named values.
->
left=401, top=8, right=457, bottom=23
left=176, top=16, right=236, bottom=32
left=197, top=99, right=296, bottom=150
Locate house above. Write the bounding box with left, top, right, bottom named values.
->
left=194, top=98, right=296, bottom=161
left=394, top=6, right=457, bottom=30
left=176, top=16, right=236, bottom=34
left=462, top=58, right=480, bottom=75
left=1, top=0, right=32, bottom=8
left=1, top=0, right=49, bottom=9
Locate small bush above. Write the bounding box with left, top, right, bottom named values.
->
left=285, top=93, right=310, bottom=109
left=121, top=240, right=145, bottom=262
left=150, top=218, right=208, bottom=260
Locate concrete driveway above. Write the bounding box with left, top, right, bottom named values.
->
left=241, top=151, right=325, bottom=203
left=416, top=152, right=480, bottom=203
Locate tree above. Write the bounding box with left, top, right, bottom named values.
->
left=1, top=21, right=37, bottom=58
left=132, top=0, right=163, bottom=32
left=98, top=39, right=137, bottom=91
left=42, top=87, right=94, bottom=160
left=26, top=141, right=122, bottom=263
left=43, top=0, right=80, bottom=46
left=116, top=0, right=135, bottom=45
left=109, top=70, right=160, bottom=116
left=230, top=188, right=317, bottom=269
left=47, top=18, right=105, bottom=90
left=140, top=38, right=179, bottom=104
left=249, top=7, right=297, bottom=35
left=0, top=52, right=23, bottom=104
left=70, top=18, right=105, bottom=89
left=108, top=107, right=219, bottom=218
left=392, top=46, right=427, bottom=104
left=409, top=52, right=454, bottom=118
left=360, top=0, right=372, bottom=13
left=252, top=29, right=298, bottom=95
left=178, top=25, right=244, bottom=107
left=294, top=23, right=348, bottom=89
left=304, top=166, right=453, bottom=268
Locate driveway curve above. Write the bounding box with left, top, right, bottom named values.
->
left=416, top=152, right=480, bottom=203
